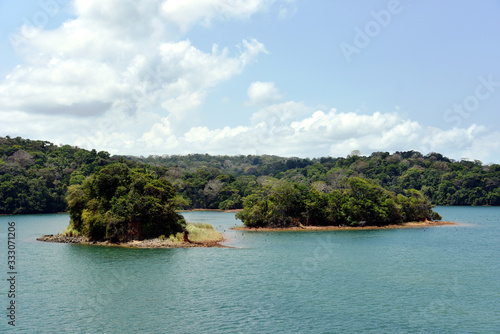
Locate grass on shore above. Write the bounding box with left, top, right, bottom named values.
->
left=62, top=225, right=81, bottom=237
left=169, top=222, right=223, bottom=243
left=60, top=222, right=222, bottom=244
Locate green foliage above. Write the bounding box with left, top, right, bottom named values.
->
left=237, top=177, right=440, bottom=228
left=127, top=150, right=500, bottom=208
left=66, top=185, right=87, bottom=230
left=0, top=136, right=116, bottom=214
left=235, top=180, right=309, bottom=227
left=185, top=222, right=222, bottom=242
left=69, top=171, right=86, bottom=185
left=168, top=223, right=221, bottom=243
left=169, top=232, right=184, bottom=243
left=66, top=163, right=185, bottom=241
left=62, top=224, right=81, bottom=237
left=341, top=177, right=401, bottom=226
left=1, top=136, right=499, bottom=218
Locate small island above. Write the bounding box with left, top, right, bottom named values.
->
left=234, top=177, right=449, bottom=230
left=232, top=220, right=456, bottom=232
left=38, top=163, right=452, bottom=247
left=38, top=163, right=224, bottom=248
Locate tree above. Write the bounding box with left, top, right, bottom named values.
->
left=237, top=177, right=440, bottom=228
left=343, top=177, right=403, bottom=226
left=235, top=193, right=267, bottom=227
left=66, top=163, right=185, bottom=241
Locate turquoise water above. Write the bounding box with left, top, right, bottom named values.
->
left=1, top=207, right=499, bottom=333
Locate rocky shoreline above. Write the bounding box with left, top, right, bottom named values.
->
left=37, top=234, right=227, bottom=248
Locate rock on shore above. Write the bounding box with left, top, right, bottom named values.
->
left=37, top=234, right=226, bottom=248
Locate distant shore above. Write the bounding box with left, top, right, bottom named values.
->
left=2, top=209, right=243, bottom=216
left=37, top=234, right=228, bottom=248
left=179, top=208, right=243, bottom=213
left=231, top=220, right=457, bottom=232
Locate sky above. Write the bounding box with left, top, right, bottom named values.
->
left=1, top=0, right=499, bottom=163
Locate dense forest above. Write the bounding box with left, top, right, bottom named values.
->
left=236, top=177, right=441, bottom=228
left=0, top=136, right=167, bottom=214
left=1, top=136, right=500, bottom=216
left=128, top=150, right=500, bottom=208
left=66, top=163, right=185, bottom=241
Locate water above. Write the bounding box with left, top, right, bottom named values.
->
left=0, top=207, right=499, bottom=333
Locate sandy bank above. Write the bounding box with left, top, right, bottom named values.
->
left=179, top=209, right=243, bottom=213
left=37, top=234, right=228, bottom=248
left=231, top=220, right=457, bottom=232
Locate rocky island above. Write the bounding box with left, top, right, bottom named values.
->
left=38, top=162, right=224, bottom=248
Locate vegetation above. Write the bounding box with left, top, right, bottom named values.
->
left=0, top=136, right=115, bottom=214
left=66, top=163, right=185, bottom=241
left=126, top=150, right=500, bottom=208
left=235, top=177, right=441, bottom=228
left=1, top=136, right=499, bottom=221
left=169, top=223, right=223, bottom=243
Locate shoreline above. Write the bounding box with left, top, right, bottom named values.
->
left=231, top=220, right=457, bottom=232
left=2, top=209, right=243, bottom=216
left=37, top=234, right=228, bottom=248
left=179, top=208, right=243, bottom=213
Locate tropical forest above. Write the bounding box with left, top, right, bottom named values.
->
left=1, top=136, right=499, bottom=230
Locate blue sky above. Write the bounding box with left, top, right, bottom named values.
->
left=1, top=0, right=499, bottom=163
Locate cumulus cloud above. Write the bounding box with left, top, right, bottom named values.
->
left=158, top=39, right=266, bottom=116
left=461, top=132, right=500, bottom=163
left=3, top=93, right=498, bottom=162
left=137, top=104, right=498, bottom=162
left=1, top=0, right=498, bottom=163
left=1, top=0, right=275, bottom=123
left=160, top=0, right=275, bottom=33
left=247, top=81, right=283, bottom=106
left=0, top=0, right=293, bottom=154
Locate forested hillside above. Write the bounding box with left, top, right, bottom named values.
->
left=129, top=151, right=500, bottom=207
left=1, top=136, right=500, bottom=215
left=0, top=137, right=135, bottom=214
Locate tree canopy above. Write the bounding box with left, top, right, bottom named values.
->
left=236, top=177, right=442, bottom=228
left=126, top=150, right=500, bottom=208
left=1, top=136, right=499, bottom=217
left=67, top=163, right=185, bottom=241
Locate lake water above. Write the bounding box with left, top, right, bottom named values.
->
left=1, top=207, right=499, bottom=333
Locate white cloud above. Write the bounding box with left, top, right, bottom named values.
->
left=0, top=59, right=121, bottom=115
left=277, top=0, right=298, bottom=19
left=3, top=94, right=499, bottom=162
left=135, top=103, right=498, bottom=162
left=160, top=0, right=277, bottom=33
left=158, top=39, right=266, bottom=115
left=0, top=0, right=297, bottom=157
left=1, top=0, right=272, bottom=122
left=2, top=0, right=499, bottom=163
left=461, top=132, right=500, bottom=164
left=247, top=81, right=283, bottom=106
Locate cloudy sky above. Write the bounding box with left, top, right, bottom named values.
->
left=1, top=0, right=499, bottom=163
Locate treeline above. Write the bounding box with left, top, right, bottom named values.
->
left=236, top=177, right=441, bottom=228
left=2, top=136, right=500, bottom=216
left=130, top=151, right=500, bottom=207
left=0, top=137, right=155, bottom=214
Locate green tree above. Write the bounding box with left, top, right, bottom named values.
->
left=66, top=163, right=185, bottom=241
left=237, top=177, right=440, bottom=228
